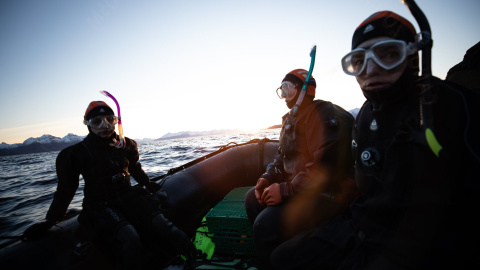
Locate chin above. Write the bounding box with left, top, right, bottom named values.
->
left=363, top=84, right=390, bottom=92
left=363, top=88, right=381, bottom=92
left=97, top=131, right=114, bottom=138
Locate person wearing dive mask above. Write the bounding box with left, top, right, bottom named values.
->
left=23, top=101, right=195, bottom=269
left=245, top=69, right=356, bottom=269
left=270, top=11, right=480, bottom=270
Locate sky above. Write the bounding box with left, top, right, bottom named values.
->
left=1, top=0, right=479, bottom=144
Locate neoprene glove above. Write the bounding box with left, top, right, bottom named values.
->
left=154, top=190, right=168, bottom=205
left=262, top=183, right=283, bottom=206
left=22, top=220, right=55, bottom=240
left=255, top=178, right=269, bottom=205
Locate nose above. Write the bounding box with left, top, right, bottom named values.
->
left=365, top=58, right=381, bottom=75
left=99, top=119, right=111, bottom=129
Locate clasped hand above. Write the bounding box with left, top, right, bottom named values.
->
left=255, top=178, right=282, bottom=206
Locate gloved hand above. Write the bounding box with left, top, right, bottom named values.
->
left=255, top=178, right=269, bottom=205
left=154, top=190, right=168, bottom=205
left=261, top=183, right=282, bottom=206
left=145, top=181, right=162, bottom=193
left=22, top=220, right=55, bottom=240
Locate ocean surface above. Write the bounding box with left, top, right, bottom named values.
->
left=0, top=129, right=280, bottom=248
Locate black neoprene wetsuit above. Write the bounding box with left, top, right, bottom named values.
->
left=43, top=133, right=194, bottom=269
left=46, top=132, right=150, bottom=222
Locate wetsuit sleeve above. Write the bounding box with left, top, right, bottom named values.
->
left=126, top=138, right=150, bottom=186
left=261, top=148, right=285, bottom=184
left=284, top=104, right=355, bottom=200
left=46, top=145, right=81, bottom=223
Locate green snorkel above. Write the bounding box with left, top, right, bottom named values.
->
left=401, top=0, right=443, bottom=157
left=290, top=45, right=317, bottom=117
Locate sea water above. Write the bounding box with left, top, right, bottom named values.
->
left=0, top=129, right=280, bottom=248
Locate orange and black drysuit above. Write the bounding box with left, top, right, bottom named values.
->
left=245, top=96, right=356, bottom=269
left=262, top=99, right=355, bottom=203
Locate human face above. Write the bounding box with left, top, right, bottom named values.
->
left=354, top=37, right=408, bottom=91
left=276, top=81, right=298, bottom=102
left=84, top=115, right=119, bottom=129
left=88, top=115, right=116, bottom=138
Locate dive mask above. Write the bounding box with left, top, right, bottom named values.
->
left=84, top=115, right=118, bottom=129
left=341, top=40, right=418, bottom=76
left=276, top=81, right=297, bottom=99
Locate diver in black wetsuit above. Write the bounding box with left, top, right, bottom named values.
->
left=23, top=101, right=195, bottom=269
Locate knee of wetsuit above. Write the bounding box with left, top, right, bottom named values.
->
left=150, top=212, right=171, bottom=232
left=253, top=218, right=265, bottom=238
left=245, top=187, right=262, bottom=224
left=252, top=207, right=282, bottom=242
left=151, top=213, right=195, bottom=258
left=244, top=188, right=256, bottom=210
left=114, top=224, right=142, bottom=270
left=116, top=224, right=141, bottom=250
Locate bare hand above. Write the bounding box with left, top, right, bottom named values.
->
left=255, top=178, right=269, bottom=205
left=261, top=183, right=282, bottom=206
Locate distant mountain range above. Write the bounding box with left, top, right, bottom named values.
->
left=0, top=134, right=85, bottom=156
left=156, top=129, right=242, bottom=141
left=349, top=108, right=360, bottom=118
left=0, top=130, right=243, bottom=156
left=1, top=108, right=359, bottom=157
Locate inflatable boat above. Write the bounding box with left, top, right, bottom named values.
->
left=0, top=138, right=279, bottom=270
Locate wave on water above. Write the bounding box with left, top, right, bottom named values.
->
left=0, top=129, right=280, bottom=246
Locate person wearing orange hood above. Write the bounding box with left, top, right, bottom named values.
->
left=245, top=69, right=356, bottom=269
left=23, top=101, right=195, bottom=269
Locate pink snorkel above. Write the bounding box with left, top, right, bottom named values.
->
left=100, top=90, right=125, bottom=149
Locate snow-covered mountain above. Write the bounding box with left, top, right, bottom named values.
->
left=157, top=129, right=241, bottom=140
left=349, top=108, right=360, bottom=118
left=0, top=134, right=86, bottom=156
left=14, top=133, right=85, bottom=147
left=61, top=133, right=85, bottom=143
left=24, top=135, right=62, bottom=145
left=0, top=142, right=21, bottom=150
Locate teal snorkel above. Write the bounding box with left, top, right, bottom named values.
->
left=290, top=45, right=317, bottom=117
left=100, top=90, right=125, bottom=149
left=401, top=0, right=443, bottom=157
